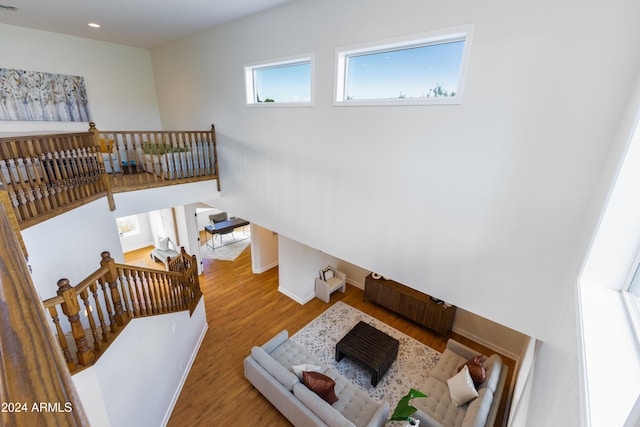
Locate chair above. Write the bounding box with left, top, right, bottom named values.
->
left=150, top=236, right=179, bottom=270
left=315, top=266, right=346, bottom=303
left=209, top=212, right=235, bottom=243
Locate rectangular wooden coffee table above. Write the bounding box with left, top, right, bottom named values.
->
left=335, top=321, right=399, bottom=386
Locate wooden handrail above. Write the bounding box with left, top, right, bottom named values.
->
left=41, top=249, right=202, bottom=374
left=0, top=183, right=27, bottom=258
left=0, top=128, right=113, bottom=229
left=0, top=188, right=88, bottom=426
left=98, top=124, right=220, bottom=192
left=0, top=123, right=219, bottom=230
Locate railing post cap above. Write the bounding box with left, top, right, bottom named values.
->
left=100, top=251, right=111, bottom=260
left=89, top=122, right=96, bottom=129
left=57, top=278, right=70, bottom=288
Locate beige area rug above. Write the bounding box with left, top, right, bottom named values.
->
left=291, top=301, right=441, bottom=410
left=200, top=229, right=250, bottom=261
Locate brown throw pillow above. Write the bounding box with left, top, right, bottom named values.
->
left=302, top=371, right=338, bottom=404
left=457, top=356, right=486, bottom=387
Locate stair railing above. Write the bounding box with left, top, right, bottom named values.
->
left=41, top=249, right=202, bottom=374
left=0, top=185, right=89, bottom=426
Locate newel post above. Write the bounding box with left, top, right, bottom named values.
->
left=56, top=279, right=95, bottom=366
left=100, top=251, right=127, bottom=326
left=89, top=122, right=115, bottom=211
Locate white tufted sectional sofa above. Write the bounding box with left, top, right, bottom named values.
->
left=244, top=330, right=389, bottom=427
left=412, top=339, right=508, bottom=427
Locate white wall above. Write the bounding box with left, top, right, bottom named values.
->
left=0, top=24, right=161, bottom=133
left=22, top=181, right=218, bottom=301
left=22, top=198, right=123, bottom=299
left=150, top=1, right=640, bottom=425
left=282, top=236, right=526, bottom=358
left=277, top=234, right=340, bottom=304
left=250, top=223, right=279, bottom=273
left=72, top=298, right=208, bottom=427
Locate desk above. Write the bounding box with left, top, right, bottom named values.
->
left=204, top=218, right=249, bottom=250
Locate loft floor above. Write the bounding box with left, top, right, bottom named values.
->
left=124, top=243, right=515, bottom=426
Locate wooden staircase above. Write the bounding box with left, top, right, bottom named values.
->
left=41, top=249, right=202, bottom=375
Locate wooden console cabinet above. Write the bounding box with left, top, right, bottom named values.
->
left=364, top=274, right=456, bottom=336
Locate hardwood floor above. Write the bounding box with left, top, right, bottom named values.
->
left=124, top=244, right=515, bottom=427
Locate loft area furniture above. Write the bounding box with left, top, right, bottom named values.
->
left=209, top=212, right=234, bottom=243
left=335, top=321, right=399, bottom=386
left=98, top=126, right=218, bottom=183
left=208, top=212, right=228, bottom=223
left=137, top=142, right=213, bottom=179
left=412, top=339, right=508, bottom=427
left=150, top=236, right=179, bottom=269
left=314, top=266, right=346, bottom=303
left=244, top=330, right=389, bottom=427
left=204, top=217, right=250, bottom=250
left=364, top=273, right=456, bottom=337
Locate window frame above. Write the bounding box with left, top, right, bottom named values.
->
left=244, top=53, right=314, bottom=107
left=334, top=25, right=474, bottom=106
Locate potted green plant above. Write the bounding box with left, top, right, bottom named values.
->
left=389, top=388, right=428, bottom=426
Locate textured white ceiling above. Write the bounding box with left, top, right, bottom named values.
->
left=0, top=0, right=295, bottom=49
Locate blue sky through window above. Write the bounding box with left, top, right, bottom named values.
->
left=254, top=62, right=311, bottom=103
left=345, top=40, right=465, bottom=100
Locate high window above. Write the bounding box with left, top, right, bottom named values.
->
left=245, top=55, right=313, bottom=106
left=334, top=26, right=473, bottom=106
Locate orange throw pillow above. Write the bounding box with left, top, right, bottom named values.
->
left=457, top=356, right=486, bottom=387
left=302, top=371, right=338, bottom=404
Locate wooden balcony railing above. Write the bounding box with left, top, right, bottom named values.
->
left=0, top=187, right=88, bottom=426
left=95, top=124, right=219, bottom=193
left=0, top=129, right=113, bottom=229
left=41, top=249, right=202, bottom=374
left=0, top=123, right=219, bottom=230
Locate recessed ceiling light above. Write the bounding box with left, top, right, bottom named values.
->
left=88, top=22, right=100, bottom=28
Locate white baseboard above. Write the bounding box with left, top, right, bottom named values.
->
left=452, top=326, right=519, bottom=361
left=161, top=311, right=209, bottom=427
left=346, top=278, right=364, bottom=290
left=252, top=260, right=278, bottom=274
left=278, top=286, right=314, bottom=305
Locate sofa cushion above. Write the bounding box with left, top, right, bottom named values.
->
left=293, top=383, right=355, bottom=427
left=447, top=366, right=479, bottom=406
left=457, top=356, right=486, bottom=387
left=99, top=138, right=114, bottom=153
left=414, top=377, right=465, bottom=426
left=269, top=338, right=325, bottom=371
left=251, top=346, right=299, bottom=391
left=477, top=354, right=503, bottom=393
left=303, top=371, right=338, bottom=404
left=431, top=348, right=467, bottom=384
left=292, top=363, right=322, bottom=379
left=461, top=388, right=494, bottom=427
left=155, top=236, right=170, bottom=250
left=324, top=367, right=388, bottom=427
left=320, top=265, right=335, bottom=281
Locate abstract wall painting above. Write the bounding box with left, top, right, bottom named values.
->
left=0, top=68, right=92, bottom=122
